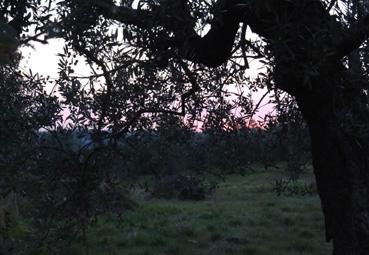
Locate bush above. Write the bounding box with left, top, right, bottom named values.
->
left=285, top=159, right=306, bottom=181
left=150, top=175, right=217, bottom=201
left=272, top=178, right=316, bottom=196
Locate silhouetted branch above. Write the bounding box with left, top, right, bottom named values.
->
left=334, top=14, right=369, bottom=59
left=73, top=43, right=114, bottom=130
left=93, top=0, right=240, bottom=67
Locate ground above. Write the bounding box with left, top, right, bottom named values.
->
left=73, top=166, right=331, bottom=255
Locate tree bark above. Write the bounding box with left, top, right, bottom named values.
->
left=307, top=113, right=369, bottom=255
left=294, top=67, right=369, bottom=254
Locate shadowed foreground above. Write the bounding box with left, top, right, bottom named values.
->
left=70, top=167, right=331, bottom=255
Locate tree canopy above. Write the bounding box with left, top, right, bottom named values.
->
left=1, top=0, right=369, bottom=254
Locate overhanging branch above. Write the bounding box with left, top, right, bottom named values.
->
left=334, top=14, right=369, bottom=59
left=92, top=0, right=241, bottom=68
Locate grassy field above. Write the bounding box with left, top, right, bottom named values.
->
left=77, top=168, right=332, bottom=255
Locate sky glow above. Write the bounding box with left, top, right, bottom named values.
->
left=20, top=39, right=274, bottom=123
left=19, top=8, right=274, bottom=124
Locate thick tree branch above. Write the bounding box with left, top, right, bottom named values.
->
left=181, top=11, right=239, bottom=67
left=334, top=15, right=369, bottom=59
left=93, top=0, right=241, bottom=67
left=92, top=0, right=160, bottom=27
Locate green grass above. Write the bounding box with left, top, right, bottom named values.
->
left=79, top=168, right=332, bottom=255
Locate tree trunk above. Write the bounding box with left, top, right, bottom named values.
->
left=295, top=71, right=369, bottom=254
left=308, top=117, right=369, bottom=254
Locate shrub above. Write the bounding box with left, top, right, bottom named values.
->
left=150, top=175, right=216, bottom=200
left=272, top=178, right=316, bottom=196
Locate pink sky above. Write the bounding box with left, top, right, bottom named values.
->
left=20, top=38, right=274, bottom=122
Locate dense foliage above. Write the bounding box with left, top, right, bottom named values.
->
left=1, top=0, right=369, bottom=254
left=0, top=1, right=300, bottom=253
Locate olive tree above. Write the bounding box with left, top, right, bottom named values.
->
left=62, top=0, right=369, bottom=253
left=2, top=0, right=369, bottom=254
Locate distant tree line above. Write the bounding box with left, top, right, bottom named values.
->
left=38, top=114, right=311, bottom=180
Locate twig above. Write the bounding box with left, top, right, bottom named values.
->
left=247, top=89, right=270, bottom=127
left=326, top=0, right=337, bottom=12
left=73, top=43, right=114, bottom=131
left=110, top=60, right=200, bottom=139
left=20, top=32, right=48, bottom=45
